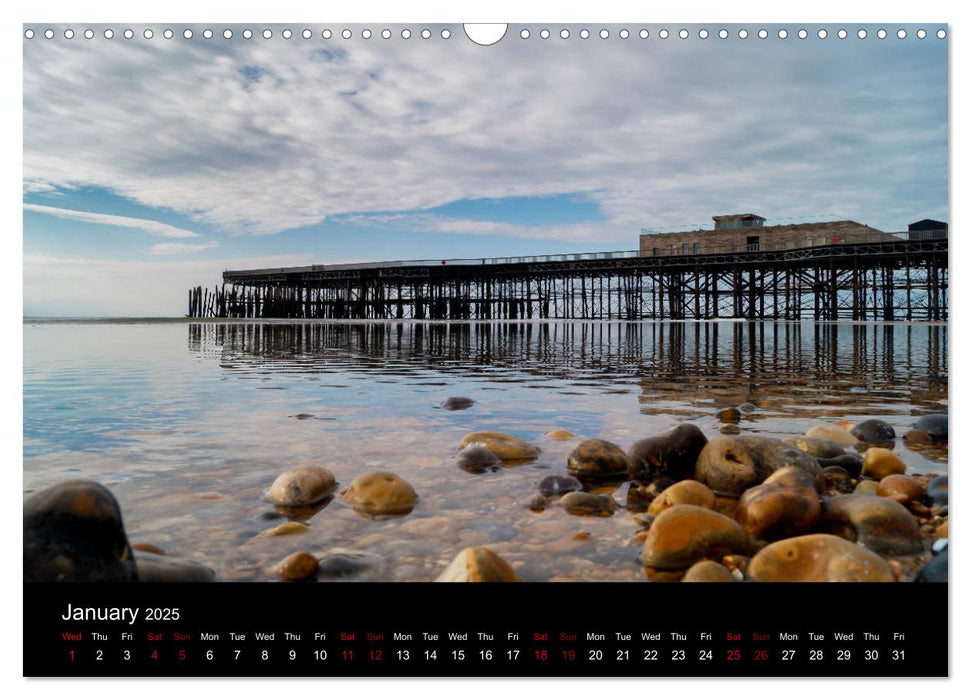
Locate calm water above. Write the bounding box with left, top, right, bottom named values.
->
left=23, top=320, right=948, bottom=582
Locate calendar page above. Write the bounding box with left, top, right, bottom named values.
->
left=22, top=20, right=948, bottom=678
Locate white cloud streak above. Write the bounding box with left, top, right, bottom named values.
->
left=149, top=241, right=219, bottom=255
left=23, top=203, right=201, bottom=239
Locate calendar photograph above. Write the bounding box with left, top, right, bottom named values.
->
left=22, top=21, right=948, bottom=677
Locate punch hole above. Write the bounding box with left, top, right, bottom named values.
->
left=163, top=29, right=173, bottom=39
left=580, top=29, right=589, bottom=39
left=243, top=29, right=253, bottom=39
left=362, top=29, right=372, bottom=39
left=282, top=29, right=293, bottom=39
left=619, top=29, right=629, bottom=39
left=463, top=24, right=507, bottom=46
left=182, top=29, right=192, bottom=39
left=858, top=29, right=867, bottom=39
left=599, top=29, right=609, bottom=39
left=143, top=29, right=154, bottom=39
left=64, top=29, right=75, bottom=39
left=441, top=29, right=451, bottom=39
left=897, top=29, right=907, bottom=39
left=916, top=29, right=926, bottom=39
left=203, top=29, right=213, bottom=39
left=798, top=29, right=808, bottom=39
left=322, top=29, right=332, bottom=39
left=262, top=29, right=272, bottom=39
left=540, top=29, right=550, bottom=40
left=738, top=29, right=748, bottom=39
left=877, top=29, right=887, bottom=39
left=817, top=29, right=827, bottom=39
left=837, top=29, right=847, bottom=39
left=25, top=28, right=35, bottom=39
left=402, top=29, right=411, bottom=39
left=382, top=29, right=391, bottom=39
left=659, top=29, right=669, bottom=40
left=124, top=28, right=133, bottom=39
left=699, top=29, right=709, bottom=39
left=560, top=29, right=569, bottom=39
left=421, top=29, right=431, bottom=39
left=641, top=29, right=651, bottom=39
left=758, top=29, right=768, bottom=39
left=718, top=29, right=728, bottom=39
left=342, top=29, right=352, bottom=39
left=778, top=29, right=788, bottom=39
left=223, top=29, right=232, bottom=39
left=936, top=29, right=946, bottom=39
left=85, top=29, right=94, bottom=39
left=302, top=29, right=312, bottom=39
left=520, top=29, right=529, bottom=39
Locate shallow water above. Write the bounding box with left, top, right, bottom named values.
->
left=23, top=320, right=948, bottom=582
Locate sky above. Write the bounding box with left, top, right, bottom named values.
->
left=22, top=23, right=948, bottom=316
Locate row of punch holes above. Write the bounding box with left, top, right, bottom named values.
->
left=24, top=26, right=947, bottom=42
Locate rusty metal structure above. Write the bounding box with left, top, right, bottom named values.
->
left=187, top=230, right=947, bottom=322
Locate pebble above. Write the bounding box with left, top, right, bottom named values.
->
left=851, top=419, right=896, bottom=447
left=737, top=403, right=758, bottom=414
left=903, top=429, right=933, bottom=445
left=916, top=549, right=947, bottom=582
left=537, top=474, right=583, bottom=498
left=805, top=424, right=860, bottom=448
left=694, top=436, right=821, bottom=497
left=526, top=494, right=549, bottom=511
left=716, top=407, right=742, bottom=423
left=259, top=521, right=310, bottom=537
left=781, top=437, right=845, bottom=459
left=267, top=466, right=337, bottom=506
left=627, top=423, right=708, bottom=481
left=435, top=547, right=523, bottom=582
left=24, top=480, right=138, bottom=583
left=567, top=439, right=629, bottom=480
left=640, top=505, right=750, bottom=570
left=272, top=551, right=319, bottom=581
left=456, top=445, right=502, bottom=473
left=316, top=549, right=384, bottom=580
left=860, top=447, right=906, bottom=479
left=876, top=475, right=925, bottom=503
left=681, top=560, right=736, bottom=582
left=559, top=492, right=617, bottom=516
left=735, top=467, right=821, bottom=540
left=546, top=429, right=577, bottom=441
left=646, top=480, right=716, bottom=517
left=747, top=534, right=895, bottom=582
left=934, top=520, right=948, bottom=538
left=815, top=453, right=864, bottom=478
left=131, top=543, right=166, bottom=555
left=459, top=432, right=540, bottom=461
left=927, top=475, right=948, bottom=506
left=439, top=397, right=475, bottom=411
left=914, top=413, right=947, bottom=443
left=854, top=480, right=880, bottom=495
left=820, top=494, right=923, bottom=556
left=134, top=552, right=216, bottom=582
left=820, top=466, right=854, bottom=494
left=340, top=472, right=418, bottom=516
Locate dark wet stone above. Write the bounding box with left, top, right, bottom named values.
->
left=567, top=439, right=629, bottom=480
left=736, top=467, right=821, bottom=541
left=134, top=551, right=216, bottom=582
left=927, top=475, right=948, bottom=506
left=526, top=493, right=549, bottom=511
left=820, top=494, right=922, bottom=556
left=292, top=413, right=315, bottom=420
left=258, top=511, right=285, bottom=521
left=694, top=436, right=821, bottom=497
left=559, top=492, right=617, bottom=515
left=457, top=445, right=502, bottom=473
left=816, top=453, right=864, bottom=478
left=24, top=481, right=138, bottom=583
left=716, top=407, right=742, bottom=423
left=439, top=397, right=475, bottom=411
left=914, top=413, right=947, bottom=443
left=316, top=549, right=383, bottom=580
left=627, top=424, right=708, bottom=481
left=737, top=403, right=758, bottom=414
left=916, top=549, right=947, bottom=582
left=719, top=424, right=741, bottom=435
left=538, top=474, right=583, bottom=497
left=851, top=419, right=896, bottom=447
left=820, top=466, right=854, bottom=494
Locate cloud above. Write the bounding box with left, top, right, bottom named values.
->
left=149, top=241, right=219, bottom=255
left=347, top=213, right=631, bottom=243
left=23, top=203, right=201, bottom=239
left=23, top=27, right=947, bottom=238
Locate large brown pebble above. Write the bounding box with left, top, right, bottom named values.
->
left=546, top=429, right=577, bottom=441
left=903, top=429, right=933, bottom=445
left=647, top=480, right=716, bottom=517
left=694, top=436, right=821, bottom=497
left=640, top=505, right=750, bottom=570
left=735, top=467, right=820, bottom=540
left=682, top=560, right=736, bottom=582
left=259, top=521, right=310, bottom=537
left=716, top=407, right=742, bottom=423
left=459, top=431, right=540, bottom=461
left=748, top=534, right=895, bottom=582
left=273, top=551, right=319, bottom=580
left=861, top=448, right=906, bottom=479
left=435, top=547, right=523, bottom=582
left=567, top=439, right=629, bottom=479
left=267, top=466, right=336, bottom=506
left=876, top=475, right=925, bottom=503
left=133, top=552, right=216, bottom=582
left=627, top=424, right=708, bottom=481
left=24, top=480, right=138, bottom=583
left=820, top=495, right=922, bottom=556
left=341, top=472, right=418, bottom=515
left=782, top=436, right=845, bottom=459
left=560, top=491, right=617, bottom=515
left=805, top=424, right=860, bottom=448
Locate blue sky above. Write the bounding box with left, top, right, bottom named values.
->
left=23, top=23, right=947, bottom=316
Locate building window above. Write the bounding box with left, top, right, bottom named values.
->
left=746, top=235, right=760, bottom=252
left=681, top=242, right=688, bottom=255
left=693, top=242, right=700, bottom=254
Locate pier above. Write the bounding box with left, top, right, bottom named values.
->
left=187, top=229, right=947, bottom=322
